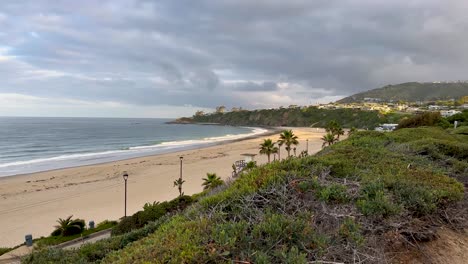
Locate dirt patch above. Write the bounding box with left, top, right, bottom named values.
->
left=391, top=228, right=468, bottom=264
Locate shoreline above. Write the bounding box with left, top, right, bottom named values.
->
left=0, top=126, right=278, bottom=179
left=0, top=127, right=325, bottom=247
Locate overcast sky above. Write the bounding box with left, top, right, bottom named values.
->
left=1, top=0, right=468, bottom=117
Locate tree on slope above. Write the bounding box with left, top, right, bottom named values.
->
left=278, top=130, right=299, bottom=157
left=321, top=133, right=338, bottom=148
left=259, top=138, right=279, bottom=163
left=326, top=120, right=345, bottom=139
left=348, top=127, right=357, bottom=136
left=173, top=178, right=185, bottom=196
left=202, top=173, right=223, bottom=190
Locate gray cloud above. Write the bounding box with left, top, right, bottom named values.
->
left=232, top=81, right=279, bottom=92
left=1, top=0, right=468, bottom=113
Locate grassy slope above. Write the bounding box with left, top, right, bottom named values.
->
left=97, top=128, right=467, bottom=263
left=192, top=107, right=392, bottom=129
left=338, top=82, right=468, bottom=103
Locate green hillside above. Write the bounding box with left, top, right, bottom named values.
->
left=187, top=107, right=403, bottom=129
left=23, top=127, right=468, bottom=263
left=338, top=82, right=468, bottom=103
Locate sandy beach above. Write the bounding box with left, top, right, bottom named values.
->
left=0, top=127, right=326, bottom=247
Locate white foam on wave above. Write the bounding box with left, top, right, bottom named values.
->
left=0, top=127, right=269, bottom=177
left=130, top=127, right=267, bottom=150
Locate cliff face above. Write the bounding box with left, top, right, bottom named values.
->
left=190, top=107, right=386, bottom=129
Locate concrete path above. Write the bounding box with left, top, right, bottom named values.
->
left=0, top=246, right=32, bottom=264
left=58, top=229, right=111, bottom=250
left=0, top=229, right=112, bottom=263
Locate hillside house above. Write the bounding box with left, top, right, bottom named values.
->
left=440, top=110, right=461, bottom=118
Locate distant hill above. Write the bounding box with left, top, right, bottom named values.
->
left=172, top=107, right=406, bottom=129
left=337, top=82, right=468, bottom=103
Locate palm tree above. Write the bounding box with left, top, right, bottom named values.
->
left=325, top=120, right=345, bottom=139
left=325, top=120, right=339, bottom=134
left=173, top=178, right=185, bottom=196
left=348, top=127, right=357, bottom=136
left=202, top=173, right=223, bottom=190
left=278, top=130, right=299, bottom=157
left=53, top=215, right=85, bottom=236
left=321, top=133, right=338, bottom=148
left=277, top=141, right=283, bottom=160
left=335, top=127, right=345, bottom=139
left=259, top=138, right=279, bottom=163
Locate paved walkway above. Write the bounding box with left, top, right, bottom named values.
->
left=0, top=229, right=112, bottom=263
left=0, top=246, right=32, bottom=264
left=59, top=229, right=111, bottom=250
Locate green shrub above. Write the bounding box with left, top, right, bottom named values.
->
left=357, top=190, right=400, bottom=217
left=112, top=195, right=194, bottom=235
left=339, top=218, right=364, bottom=245
left=52, top=216, right=85, bottom=237
left=393, top=182, right=436, bottom=216
left=50, top=229, right=61, bottom=237
left=276, top=246, right=307, bottom=264
left=446, top=110, right=468, bottom=124
left=407, top=139, right=468, bottom=160
left=296, top=177, right=320, bottom=192
left=390, top=127, right=457, bottom=143
left=23, top=217, right=169, bottom=264
left=397, top=112, right=445, bottom=129
left=317, top=184, right=349, bottom=203
left=62, top=220, right=85, bottom=236
left=37, top=219, right=117, bottom=247
left=453, top=126, right=468, bottom=135
left=97, top=220, right=118, bottom=228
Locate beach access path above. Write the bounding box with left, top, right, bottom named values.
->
left=0, top=127, right=327, bottom=247
left=0, top=229, right=112, bottom=263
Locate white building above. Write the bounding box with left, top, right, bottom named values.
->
left=375, top=124, right=399, bottom=132
left=428, top=105, right=442, bottom=110
left=440, top=110, right=461, bottom=118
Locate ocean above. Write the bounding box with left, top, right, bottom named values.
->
left=0, top=117, right=266, bottom=177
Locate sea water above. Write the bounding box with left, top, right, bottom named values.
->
left=0, top=117, right=266, bottom=177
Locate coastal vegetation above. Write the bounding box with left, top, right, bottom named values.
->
left=51, top=215, right=86, bottom=237
left=321, top=120, right=345, bottom=147
left=187, top=106, right=397, bottom=129
left=23, top=125, right=468, bottom=263
left=259, top=138, right=279, bottom=162
left=397, top=112, right=450, bottom=129
left=321, top=133, right=337, bottom=147
left=36, top=220, right=117, bottom=247
left=0, top=247, right=12, bottom=257
left=173, top=178, right=185, bottom=196
left=112, top=195, right=195, bottom=235
left=277, top=130, right=299, bottom=157
left=202, top=173, right=224, bottom=190
left=447, top=109, right=468, bottom=127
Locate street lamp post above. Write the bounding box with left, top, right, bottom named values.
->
left=180, top=156, right=183, bottom=181
left=123, top=172, right=129, bottom=217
